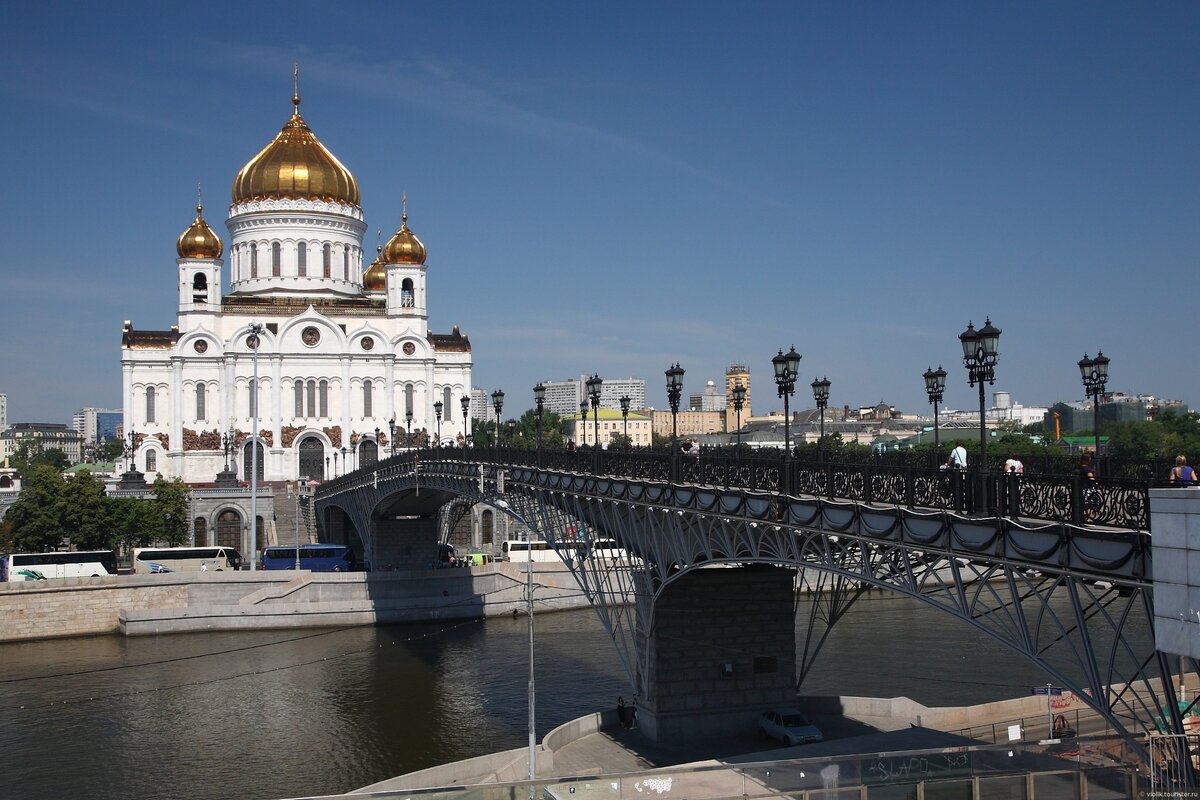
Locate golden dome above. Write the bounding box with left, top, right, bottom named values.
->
left=176, top=200, right=223, bottom=259
left=363, top=238, right=386, bottom=292
left=383, top=195, right=427, bottom=265
left=231, top=90, right=359, bottom=207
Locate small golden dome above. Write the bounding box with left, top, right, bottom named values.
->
left=177, top=201, right=223, bottom=259
left=363, top=242, right=386, bottom=292
left=231, top=88, right=359, bottom=207
left=383, top=195, right=427, bottom=265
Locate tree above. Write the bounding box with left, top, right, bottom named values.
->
left=108, top=496, right=161, bottom=552
left=98, top=438, right=126, bottom=462
left=511, top=408, right=567, bottom=449
left=152, top=476, right=191, bottom=546
left=11, top=442, right=71, bottom=473
left=61, top=470, right=111, bottom=550
left=608, top=432, right=633, bottom=449
left=4, top=465, right=66, bottom=552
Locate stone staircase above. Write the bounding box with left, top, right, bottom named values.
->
left=263, top=480, right=316, bottom=547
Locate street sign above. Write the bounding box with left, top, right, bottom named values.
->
left=1032, top=686, right=1063, bottom=696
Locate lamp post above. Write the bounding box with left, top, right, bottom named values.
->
left=579, top=400, right=589, bottom=446
left=1078, top=351, right=1110, bottom=470
left=533, top=383, right=546, bottom=454
left=491, top=389, right=504, bottom=448
left=248, top=322, right=264, bottom=571
left=405, top=409, right=413, bottom=448
left=959, top=319, right=1001, bottom=470
left=222, top=426, right=235, bottom=472
left=434, top=400, right=443, bottom=447
left=587, top=374, right=603, bottom=448
left=665, top=363, right=685, bottom=450
left=731, top=382, right=746, bottom=450
left=460, top=395, right=471, bottom=447
left=340, top=446, right=347, bottom=476
left=772, top=346, right=802, bottom=462
left=811, top=376, right=830, bottom=442
left=619, top=395, right=630, bottom=449
left=388, top=417, right=397, bottom=456
left=923, top=365, right=947, bottom=452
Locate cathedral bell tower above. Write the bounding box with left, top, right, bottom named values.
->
left=176, top=193, right=224, bottom=314
left=383, top=195, right=429, bottom=320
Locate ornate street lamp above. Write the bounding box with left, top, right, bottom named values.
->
left=923, top=365, right=947, bottom=451
left=731, top=382, right=746, bottom=449
left=811, top=376, right=831, bottom=441
left=388, top=416, right=398, bottom=456
left=247, top=322, right=264, bottom=570
left=491, top=389, right=504, bottom=448
left=405, top=409, right=413, bottom=447
left=533, top=383, right=546, bottom=451
left=772, top=346, right=801, bottom=462
left=433, top=401, right=443, bottom=447
left=619, top=395, right=631, bottom=449
left=222, top=426, right=236, bottom=472
left=586, top=374, right=603, bottom=448
left=460, top=395, right=471, bottom=446
left=579, top=400, right=590, bottom=446
left=959, top=318, right=1001, bottom=470
left=665, top=363, right=685, bottom=449
left=340, top=446, right=348, bottom=475
left=1078, top=351, right=1110, bottom=469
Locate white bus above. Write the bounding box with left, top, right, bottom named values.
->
left=501, top=540, right=586, bottom=563
left=132, top=546, right=242, bottom=574
left=1, top=550, right=119, bottom=581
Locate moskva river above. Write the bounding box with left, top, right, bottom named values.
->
left=1, top=595, right=1064, bottom=800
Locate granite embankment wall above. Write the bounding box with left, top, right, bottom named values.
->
left=0, top=562, right=595, bottom=642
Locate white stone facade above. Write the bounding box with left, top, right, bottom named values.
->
left=120, top=98, right=472, bottom=485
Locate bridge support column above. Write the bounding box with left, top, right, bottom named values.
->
left=636, top=565, right=796, bottom=743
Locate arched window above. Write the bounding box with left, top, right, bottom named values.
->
left=306, top=380, right=316, bottom=418
left=405, top=383, right=415, bottom=417
left=481, top=510, right=493, bottom=546
left=194, top=517, right=208, bottom=547
left=298, top=437, right=324, bottom=481
left=343, top=248, right=350, bottom=281
left=145, top=450, right=157, bottom=473
left=360, top=439, right=378, bottom=467
left=196, top=382, right=206, bottom=421
left=243, top=441, right=264, bottom=481
left=294, top=380, right=304, bottom=417
left=322, top=244, right=331, bottom=278
left=248, top=378, right=258, bottom=418
left=192, top=273, right=208, bottom=303
left=216, top=509, right=241, bottom=549
left=401, top=278, right=415, bottom=307
left=319, top=380, right=329, bottom=417
left=146, top=386, right=156, bottom=423
left=271, top=242, right=281, bottom=276
left=297, top=241, right=307, bottom=276
left=250, top=243, right=258, bottom=278
left=363, top=379, right=373, bottom=418
left=443, top=387, right=452, bottom=420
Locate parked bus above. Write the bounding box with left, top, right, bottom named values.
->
left=1, top=550, right=118, bottom=581
left=261, top=544, right=358, bottom=572
left=132, top=546, right=242, bottom=574
left=501, top=540, right=586, bottom=563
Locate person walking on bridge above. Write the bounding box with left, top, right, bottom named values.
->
left=1170, top=455, right=1197, bottom=486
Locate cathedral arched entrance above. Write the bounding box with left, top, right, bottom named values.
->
left=242, top=441, right=264, bottom=482
left=298, top=437, right=325, bottom=481
left=216, top=509, right=242, bottom=549
left=359, top=440, right=378, bottom=468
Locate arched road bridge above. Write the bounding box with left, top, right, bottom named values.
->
left=314, top=447, right=1193, bottom=782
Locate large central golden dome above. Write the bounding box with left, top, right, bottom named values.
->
left=232, top=92, right=359, bottom=207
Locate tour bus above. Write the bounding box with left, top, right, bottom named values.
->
left=132, top=546, right=242, bottom=574
left=588, top=539, right=630, bottom=561
left=1, top=550, right=119, bottom=581
left=261, top=544, right=358, bottom=572
left=500, top=540, right=586, bottom=563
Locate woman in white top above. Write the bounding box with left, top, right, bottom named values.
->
left=1004, top=452, right=1024, bottom=475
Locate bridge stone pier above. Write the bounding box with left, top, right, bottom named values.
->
left=638, top=565, right=796, bottom=742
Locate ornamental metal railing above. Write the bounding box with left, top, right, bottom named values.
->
left=325, top=446, right=1151, bottom=531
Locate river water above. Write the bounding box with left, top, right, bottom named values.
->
left=1, top=594, right=1064, bottom=800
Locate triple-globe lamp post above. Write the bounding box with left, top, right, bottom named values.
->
left=731, top=382, right=746, bottom=450
left=586, top=374, right=603, bottom=449
left=533, top=383, right=546, bottom=452
left=460, top=395, right=471, bottom=447
left=433, top=400, right=443, bottom=448
left=772, top=346, right=802, bottom=462
left=923, top=365, right=947, bottom=452
left=619, top=395, right=631, bottom=449
left=491, top=389, right=504, bottom=448
left=665, top=363, right=685, bottom=449
left=959, top=319, right=1001, bottom=471
left=811, top=376, right=830, bottom=442
left=1078, top=351, right=1110, bottom=470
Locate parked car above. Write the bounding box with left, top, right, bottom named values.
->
left=758, top=708, right=823, bottom=746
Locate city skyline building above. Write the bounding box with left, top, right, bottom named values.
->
left=120, top=79, right=473, bottom=486
left=73, top=407, right=122, bottom=444
left=537, top=375, right=646, bottom=417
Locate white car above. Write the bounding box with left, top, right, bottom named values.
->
left=758, top=708, right=823, bottom=746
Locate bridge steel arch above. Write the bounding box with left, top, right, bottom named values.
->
left=315, top=451, right=1191, bottom=781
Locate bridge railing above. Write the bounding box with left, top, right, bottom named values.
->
left=323, top=446, right=1151, bottom=530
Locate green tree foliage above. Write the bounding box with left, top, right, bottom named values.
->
left=4, top=465, right=66, bottom=551
left=1105, top=409, right=1200, bottom=463
left=108, top=497, right=161, bottom=551
left=509, top=408, right=567, bottom=449
left=98, top=438, right=126, bottom=462
left=152, top=477, right=191, bottom=546
left=60, top=470, right=111, bottom=550
left=11, top=443, right=71, bottom=473
left=608, top=432, right=633, bottom=449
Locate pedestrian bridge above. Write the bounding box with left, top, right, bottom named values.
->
left=313, top=448, right=1188, bottom=780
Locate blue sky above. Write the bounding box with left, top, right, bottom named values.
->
left=1, top=2, right=1196, bottom=424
